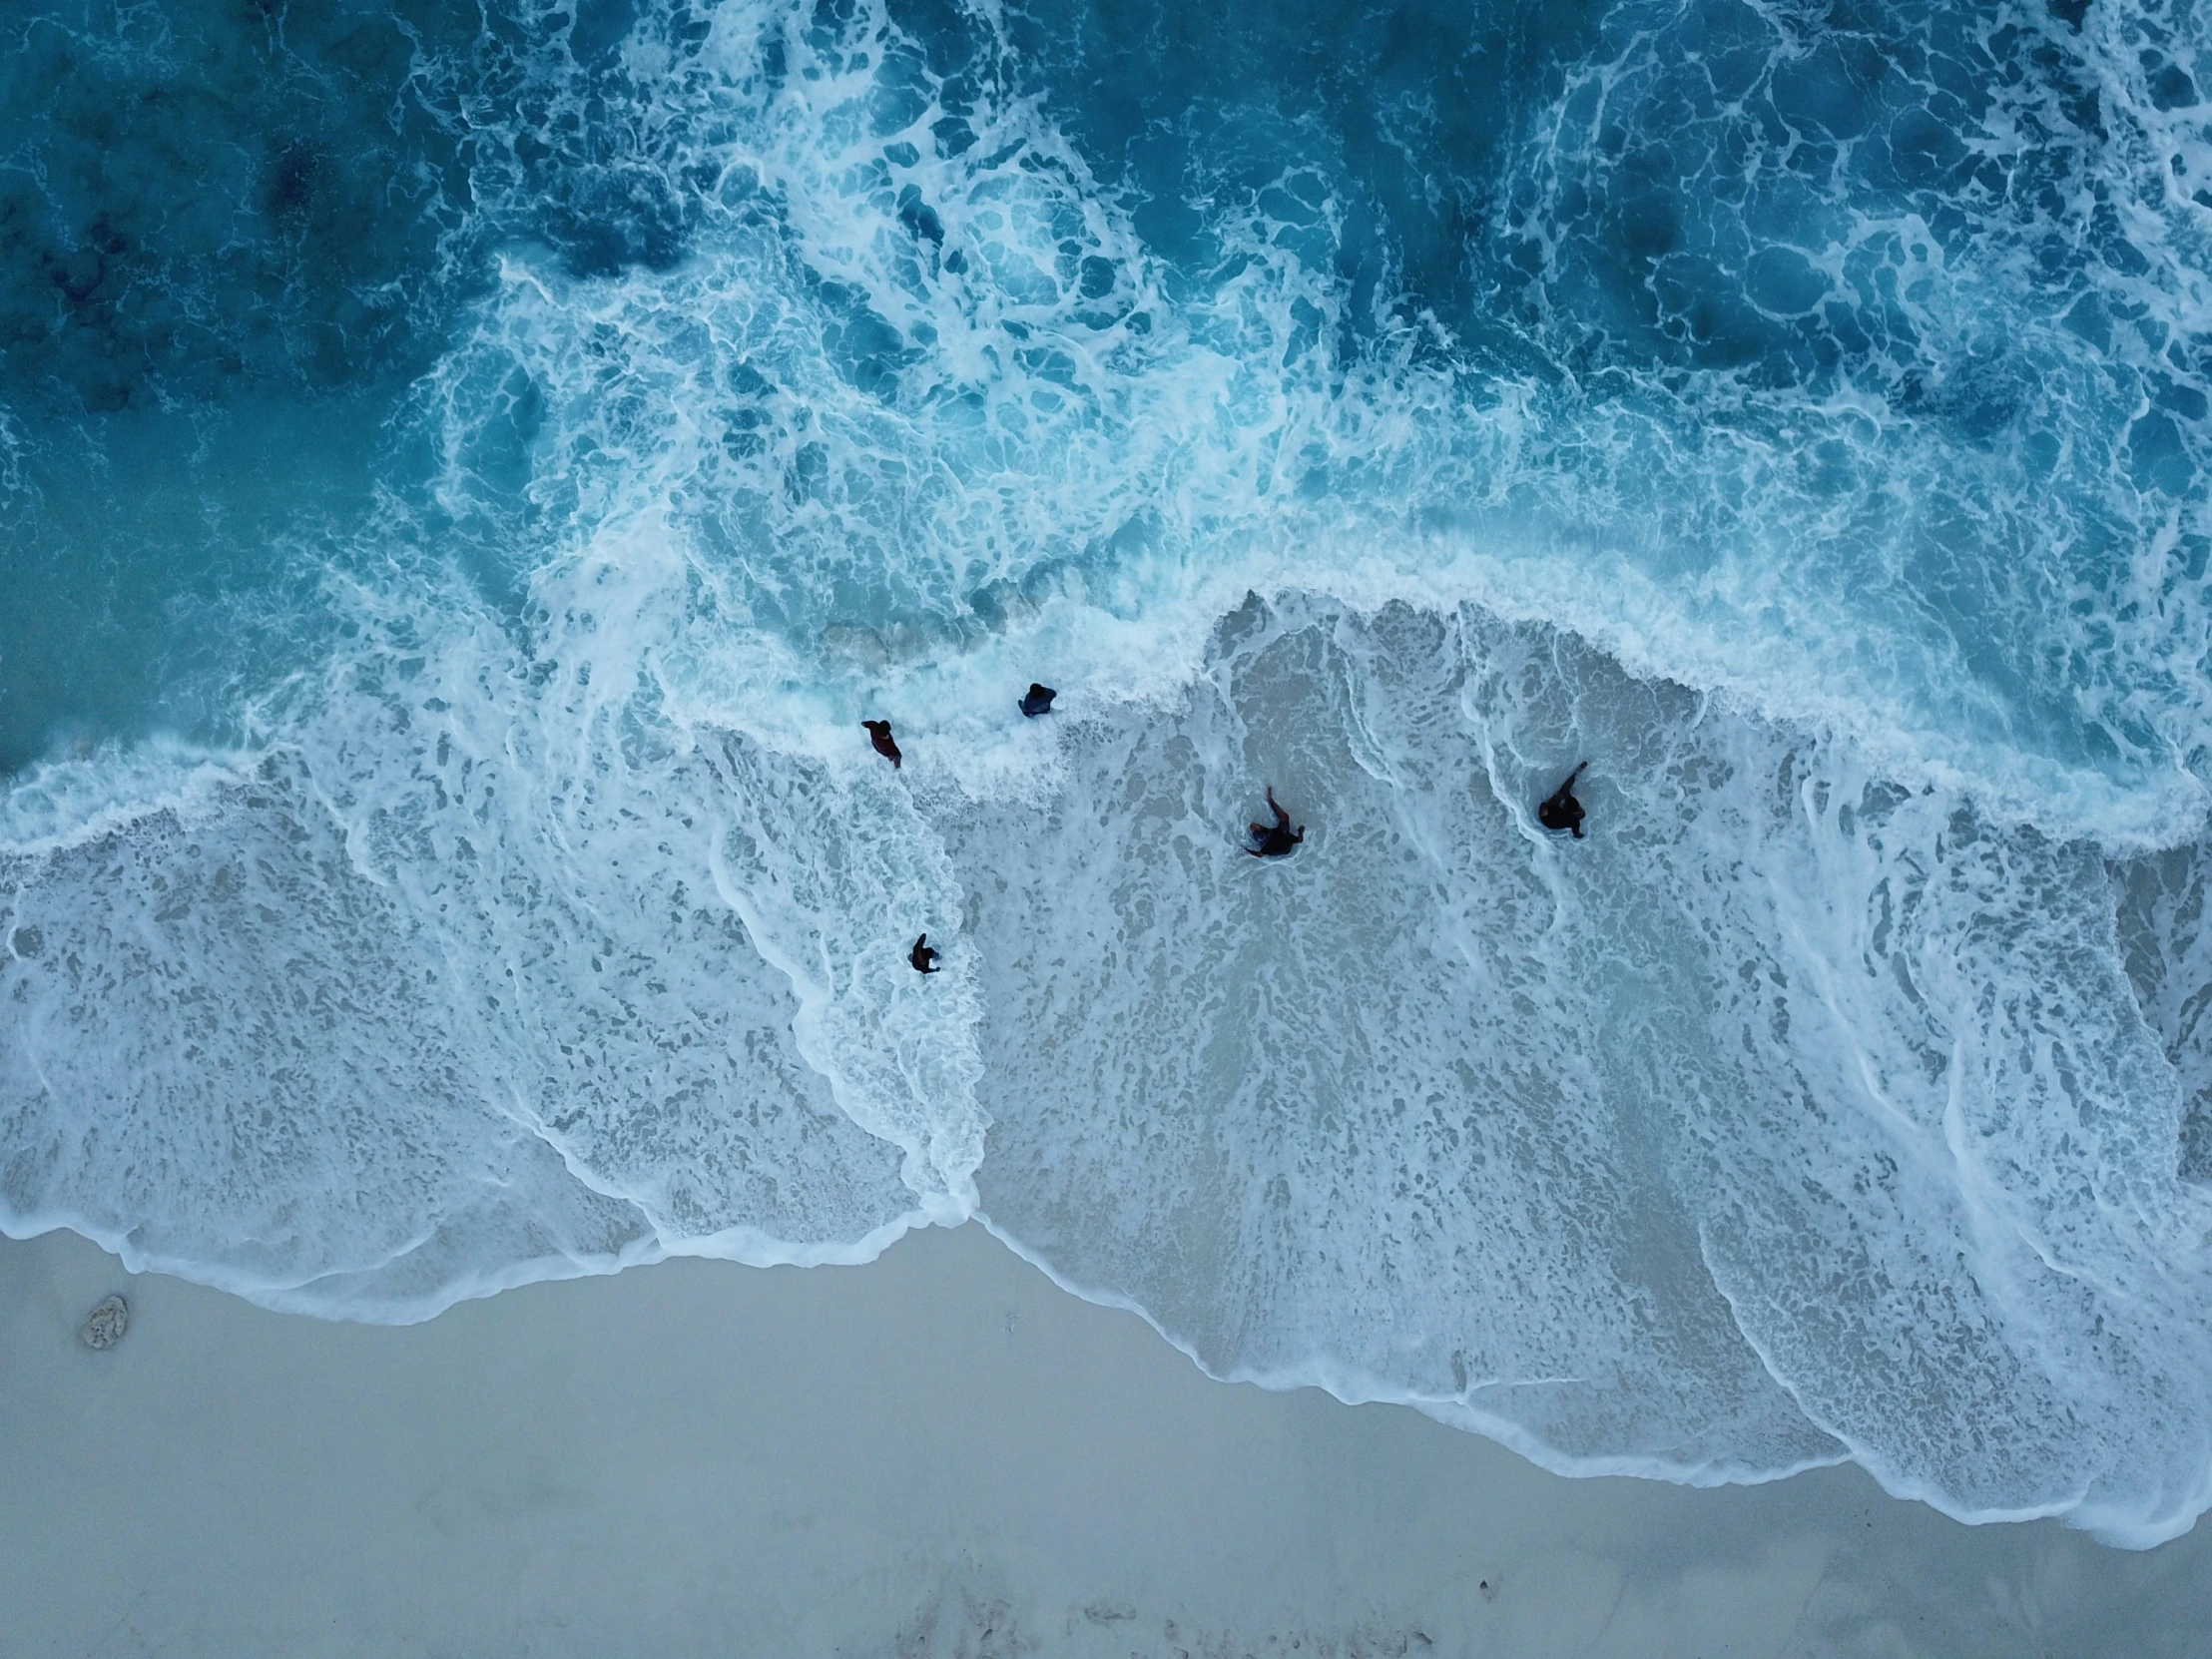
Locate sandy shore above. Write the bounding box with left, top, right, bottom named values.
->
left=4, top=1221, right=2207, bottom=1658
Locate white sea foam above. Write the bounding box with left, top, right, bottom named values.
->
left=3, top=0, right=2210, bottom=1545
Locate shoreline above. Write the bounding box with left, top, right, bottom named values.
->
left=6, top=1219, right=2208, bottom=1657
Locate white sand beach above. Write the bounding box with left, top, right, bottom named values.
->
left=4, top=1220, right=2207, bottom=1659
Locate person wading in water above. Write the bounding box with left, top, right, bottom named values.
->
left=1245, top=787, right=1306, bottom=857
left=862, top=720, right=902, bottom=769
left=1538, top=762, right=1589, bottom=838
left=909, top=934, right=940, bottom=973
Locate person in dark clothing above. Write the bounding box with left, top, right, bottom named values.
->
left=1538, top=762, right=1589, bottom=837
left=909, top=933, right=940, bottom=973
left=1019, top=683, right=1057, bottom=717
left=1245, top=787, right=1306, bottom=857
left=863, top=720, right=902, bottom=768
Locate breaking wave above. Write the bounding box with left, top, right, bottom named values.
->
left=3, top=0, right=2210, bottom=1546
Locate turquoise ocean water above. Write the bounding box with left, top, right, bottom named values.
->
left=4, top=0, right=2212, bottom=1545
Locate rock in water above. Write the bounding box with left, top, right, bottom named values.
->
left=80, top=1295, right=129, bottom=1350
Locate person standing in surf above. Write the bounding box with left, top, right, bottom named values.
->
left=1538, top=763, right=1588, bottom=837
left=1245, top=787, right=1306, bottom=857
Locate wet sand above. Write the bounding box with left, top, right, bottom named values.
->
left=4, top=1220, right=2207, bottom=1657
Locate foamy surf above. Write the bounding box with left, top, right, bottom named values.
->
left=3, top=0, right=2209, bottom=1548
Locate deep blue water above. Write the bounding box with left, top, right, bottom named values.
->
left=4, top=0, right=2211, bottom=1546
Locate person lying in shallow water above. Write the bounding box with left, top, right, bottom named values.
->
left=1245, top=787, right=1306, bottom=857
left=1538, top=762, right=1588, bottom=838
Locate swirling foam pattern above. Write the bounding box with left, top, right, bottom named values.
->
left=3, top=0, right=2209, bottom=1544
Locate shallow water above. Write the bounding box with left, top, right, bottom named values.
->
left=3, top=0, right=2209, bottom=1545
